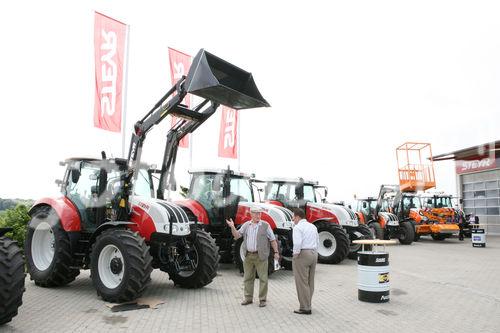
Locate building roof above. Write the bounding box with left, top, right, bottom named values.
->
left=432, top=140, right=500, bottom=161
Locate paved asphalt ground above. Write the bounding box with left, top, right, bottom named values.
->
left=2, top=236, right=499, bottom=333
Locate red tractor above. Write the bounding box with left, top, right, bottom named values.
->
left=24, top=49, right=270, bottom=302
left=258, top=178, right=373, bottom=264
left=0, top=228, right=25, bottom=325
left=175, top=168, right=294, bottom=273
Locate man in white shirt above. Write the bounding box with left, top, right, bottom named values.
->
left=292, top=208, right=319, bottom=315
left=226, top=206, right=280, bottom=307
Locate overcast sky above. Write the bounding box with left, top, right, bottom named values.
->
left=0, top=0, right=499, bottom=203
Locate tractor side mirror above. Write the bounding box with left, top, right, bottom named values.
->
left=362, top=202, right=367, bottom=209
left=71, top=169, right=81, bottom=184
left=459, top=198, right=463, bottom=204
left=295, top=184, right=304, bottom=199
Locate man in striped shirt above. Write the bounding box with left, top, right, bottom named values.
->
left=226, top=206, right=279, bottom=307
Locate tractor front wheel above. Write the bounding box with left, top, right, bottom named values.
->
left=398, top=222, right=415, bottom=245
left=347, top=224, right=374, bottom=260
left=25, top=207, right=79, bottom=287
left=90, top=229, right=152, bottom=303
left=170, top=230, right=219, bottom=288
left=369, top=221, right=384, bottom=240
left=0, top=236, right=25, bottom=325
left=315, top=221, right=349, bottom=264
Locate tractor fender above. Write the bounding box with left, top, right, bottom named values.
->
left=175, top=199, right=209, bottom=224
left=266, top=200, right=284, bottom=207
left=355, top=212, right=365, bottom=224
left=311, top=218, right=340, bottom=227
left=29, top=197, right=81, bottom=232
left=88, top=222, right=137, bottom=246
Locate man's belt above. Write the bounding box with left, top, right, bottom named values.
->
left=247, top=251, right=258, bottom=254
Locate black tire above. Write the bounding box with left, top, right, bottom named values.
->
left=233, top=238, right=275, bottom=277
left=398, top=222, right=415, bottom=245
left=25, top=207, right=79, bottom=287
left=90, top=229, right=152, bottom=303
left=368, top=222, right=384, bottom=240
left=0, top=236, right=25, bottom=325
left=431, top=234, right=447, bottom=241
left=170, top=230, right=219, bottom=288
left=347, top=224, right=374, bottom=260
left=315, top=221, right=349, bottom=264
left=281, top=256, right=293, bottom=270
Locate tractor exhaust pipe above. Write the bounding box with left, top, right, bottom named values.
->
left=185, top=49, right=270, bottom=110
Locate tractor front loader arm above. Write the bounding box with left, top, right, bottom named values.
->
left=117, top=49, right=269, bottom=215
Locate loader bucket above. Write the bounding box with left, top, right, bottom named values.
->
left=185, top=49, right=270, bottom=110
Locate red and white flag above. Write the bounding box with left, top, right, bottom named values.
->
left=168, top=47, right=192, bottom=148
left=93, top=12, right=127, bottom=132
left=218, top=106, right=238, bottom=159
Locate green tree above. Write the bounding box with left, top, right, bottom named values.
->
left=0, top=204, right=30, bottom=249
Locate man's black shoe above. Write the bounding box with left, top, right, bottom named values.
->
left=294, top=309, right=312, bottom=315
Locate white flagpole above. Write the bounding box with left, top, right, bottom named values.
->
left=237, top=110, right=241, bottom=172
left=121, top=24, right=130, bottom=158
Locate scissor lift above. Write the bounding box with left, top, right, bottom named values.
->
left=396, top=142, right=436, bottom=192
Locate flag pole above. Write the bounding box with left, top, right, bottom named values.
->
left=121, top=24, right=130, bottom=158
left=237, top=110, right=241, bottom=172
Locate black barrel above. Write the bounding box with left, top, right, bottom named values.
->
left=357, top=251, right=390, bottom=303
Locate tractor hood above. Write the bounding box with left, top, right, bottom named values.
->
left=239, top=202, right=294, bottom=230
left=130, top=196, right=193, bottom=238
left=308, top=202, right=359, bottom=227
left=378, top=212, right=399, bottom=226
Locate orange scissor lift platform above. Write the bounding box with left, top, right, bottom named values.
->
left=396, top=142, right=436, bottom=192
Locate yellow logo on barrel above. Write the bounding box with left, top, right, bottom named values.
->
left=378, top=272, right=390, bottom=283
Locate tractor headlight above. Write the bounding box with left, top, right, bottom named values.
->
left=164, top=224, right=179, bottom=234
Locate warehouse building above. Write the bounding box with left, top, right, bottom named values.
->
left=433, top=140, right=500, bottom=235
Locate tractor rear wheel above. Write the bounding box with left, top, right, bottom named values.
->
left=368, top=222, right=384, bottom=240
left=0, top=236, right=25, bottom=325
left=90, top=229, right=152, bottom=303
left=25, top=207, right=79, bottom=287
left=398, top=221, right=415, bottom=245
left=315, top=221, right=349, bottom=264
left=170, top=230, right=219, bottom=288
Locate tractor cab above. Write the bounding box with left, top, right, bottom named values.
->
left=422, top=194, right=453, bottom=209
left=262, top=178, right=320, bottom=210
left=59, top=157, right=128, bottom=232
left=59, top=157, right=159, bottom=232
left=392, top=192, right=423, bottom=223
left=355, top=198, right=378, bottom=223
left=187, top=168, right=255, bottom=226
